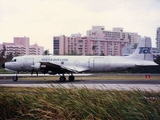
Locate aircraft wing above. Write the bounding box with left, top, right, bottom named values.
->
left=40, top=62, right=88, bottom=73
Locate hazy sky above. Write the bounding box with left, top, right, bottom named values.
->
left=0, top=0, right=160, bottom=52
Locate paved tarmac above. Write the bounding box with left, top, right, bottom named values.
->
left=0, top=78, right=160, bottom=91
left=0, top=73, right=160, bottom=77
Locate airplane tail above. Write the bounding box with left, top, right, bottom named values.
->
left=128, top=37, right=153, bottom=61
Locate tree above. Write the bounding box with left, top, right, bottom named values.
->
left=0, top=45, right=6, bottom=57
left=92, top=45, right=96, bottom=51
left=6, top=53, right=13, bottom=61
left=133, top=43, right=138, bottom=49
left=86, top=53, right=93, bottom=56
left=14, top=51, right=21, bottom=57
left=43, top=49, right=50, bottom=55
left=0, top=56, right=6, bottom=68
left=100, top=51, right=105, bottom=56
left=71, top=50, right=78, bottom=55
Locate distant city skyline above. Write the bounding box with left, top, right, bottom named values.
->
left=0, top=0, right=160, bottom=52
left=53, top=26, right=140, bottom=56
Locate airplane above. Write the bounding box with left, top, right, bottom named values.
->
left=2, top=37, right=158, bottom=82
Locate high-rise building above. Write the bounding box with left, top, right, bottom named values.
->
left=13, top=37, right=30, bottom=55
left=53, top=26, right=140, bottom=56
left=87, top=26, right=140, bottom=46
left=53, top=35, right=129, bottom=56
left=0, top=36, right=44, bottom=57
left=156, top=27, right=160, bottom=49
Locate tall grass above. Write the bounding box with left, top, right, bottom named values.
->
left=0, top=86, right=160, bottom=119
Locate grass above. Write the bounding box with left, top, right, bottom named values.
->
left=0, top=68, right=12, bottom=74
left=0, top=86, right=160, bottom=119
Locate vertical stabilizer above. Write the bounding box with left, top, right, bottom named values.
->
left=128, top=37, right=153, bottom=61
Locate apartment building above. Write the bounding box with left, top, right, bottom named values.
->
left=87, top=26, right=140, bottom=45
left=156, top=27, right=160, bottom=49
left=53, top=26, right=139, bottom=56
left=53, top=35, right=129, bottom=56
left=29, top=43, right=44, bottom=55
left=0, top=36, right=44, bottom=57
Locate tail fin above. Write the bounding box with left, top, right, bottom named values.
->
left=128, top=37, right=153, bottom=61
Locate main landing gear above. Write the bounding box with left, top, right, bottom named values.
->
left=59, top=74, right=75, bottom=82
left=59, top=76, right=66, bottom=82
left=68, top=75, right=75, bottom=81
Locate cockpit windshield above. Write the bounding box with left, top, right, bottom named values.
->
left=11, top=59, right=17, bottom=62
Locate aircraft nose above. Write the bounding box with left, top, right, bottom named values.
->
left=2, top=63, right=5, bottom=68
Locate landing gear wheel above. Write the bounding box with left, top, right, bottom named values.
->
left=13, top=76, right=18, bottom=82
left=59, top=76, right=66, bottom=82
left=69, top=75, right=75, bottom=81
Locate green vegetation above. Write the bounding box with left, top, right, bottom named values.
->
left=0, top=68, right=9, bottom=74
left=0, top=86, right=160, bottom=119
left=43, top=49, right=50, bottom=55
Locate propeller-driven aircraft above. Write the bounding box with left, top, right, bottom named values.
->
left=2, top=37, right=158, bottom=82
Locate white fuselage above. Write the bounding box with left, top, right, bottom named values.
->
left=4, top=55, right=156, bottom=73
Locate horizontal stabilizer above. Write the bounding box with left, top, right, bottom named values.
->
left=135, top=61, right=158, bottom=66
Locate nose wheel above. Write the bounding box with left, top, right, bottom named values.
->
left=13, top=76, right=18, bottom=81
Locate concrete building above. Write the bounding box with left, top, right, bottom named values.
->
left=0, top=36, right=44, bottom=57
left=53, top=26, right=140, bottom=56
left=156, top=27, right=160, bottom=49
left=29, top=43, right=44, bottom=55
left=53, top=34, right=129, bottom=56
left=87, top=26, right=140, bottom=46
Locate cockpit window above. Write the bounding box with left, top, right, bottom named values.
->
left=11, top=59, right=17, bottom=62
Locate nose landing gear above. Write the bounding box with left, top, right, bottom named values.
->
left=13, top=76, right=18, bottom=81
left=13, top=73, right=18, bottom=82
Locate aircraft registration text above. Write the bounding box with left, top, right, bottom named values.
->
left=41, top=58, right=68, bottom=62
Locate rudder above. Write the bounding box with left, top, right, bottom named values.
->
left=128, top=37, right=153, bottom=61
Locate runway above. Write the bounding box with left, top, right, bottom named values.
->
left=0, top=78, right=160, bottom=91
